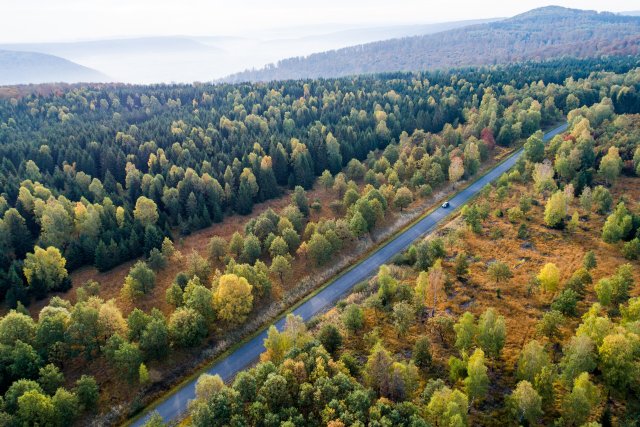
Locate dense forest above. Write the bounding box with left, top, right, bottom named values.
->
left=0, top=56, right=638, bottom=425
left=179, top=107, right=640, bottom=426
left=225, top=7, right=640, bottom=82
left=0, top=56, right=637, bottom=306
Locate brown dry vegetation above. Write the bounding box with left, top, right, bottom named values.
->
left=59, top=143, right=515, bottom=317
left=311, top=174, right=640, bottom=425
left=11, top=137, right=514, bottom=419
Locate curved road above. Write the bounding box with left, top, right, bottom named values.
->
left=131, top=123, right=567, bottom=426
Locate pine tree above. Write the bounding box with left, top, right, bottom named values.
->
left=258, top=156, right=280, bottom=201
left=270, top=143, right=289, bottom=185
left=143, top=225, right=164, bottom=256
left=236, top=179, right=254, bottom=215
left=94, top=240, right=110, bottom=272
left=292, top=186, right=309, bottom=217
left=326, top=133, right=343, bottom=174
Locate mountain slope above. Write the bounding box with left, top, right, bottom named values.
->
left=225, top=6, right=640, bottom=82
left=0, top=21, right=498, bottom=84
left=0, top=50, right=108, bottom=85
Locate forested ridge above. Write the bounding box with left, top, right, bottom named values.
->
left=0, top=57, right=638, bottom=426
left=225, top=7, right=640, bottom=83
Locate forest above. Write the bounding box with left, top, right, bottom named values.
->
left=225, top=7, right=640, bottom=82
left=0, top=56, right=636, bottom=306
left=179, top=101, right=640, bottom=426
left=0, top=56, right=637, bottom=425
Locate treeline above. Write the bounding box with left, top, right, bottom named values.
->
left=3, top=58, right=637, bottom=304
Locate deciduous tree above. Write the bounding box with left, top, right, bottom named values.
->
left=342, top=304, right=364, bottom=335
left=517, top=340, right=550, bottom=383
left=23, top=246, right=69, bottom=298
left=510, top=381, right=542, bottom=425
left=413, top=336, right=432, bottom=369
left=536, top=310, right=564, bottom=342
left=270, top=255, right=292, bottom=285
left=448, top=157, right=464, bottom=185
left=477, top=308, right=506, bottom=358
left=241, top=234, right=261, bottom=265
left=74, top=375, right=98, bottom=410
left=560, top=335, right=597, bottom=385
left=17, top=390, right=54, bottom=426
left=183, top=278, right=215, bottom=324
left=426, top=386, right=468, bottom=427
left=465, top=348, right=489, bottom=404
left=307, top=233, right=333, bottom=266
left=544, top=191, right=567, bottom=228
left=140, top=318, right=169, bottom=360
left=52, top=388, right=79, bottom=426
left=134, top=196, right=159, bottom=227
left=0, top=310, right=36, bottom=346
left=269, top=236, right=289, bottom=258
left=38, top=364, right=64, bottom=395
left=538, top=263, right=560, bottom=293
left=561, top=372, right=600, bottom=426
left=212, top=274, right=253, bottom=324
left=393, top=187, right=413, bottom=211
left=207, top=236, right=227, bottom=261
left=365, top=343, right=393, bottom=397
left=454, top=311, right=476, bottom=352
left=169, top=307, right=207, bottom=347
left=598, top=146, right=622, bottom=185
left=601, top=202, right=632, bottom=243
left=524, top=133, right=545, bottom=163
left=392, top=301, right=414, bottom=337
left=121, top=261, right=156, bottom=300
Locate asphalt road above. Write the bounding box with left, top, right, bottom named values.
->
left=131, top=122, right=568, bottom=426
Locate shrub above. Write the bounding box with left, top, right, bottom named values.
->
left=413, top=336, right=432, bottom=369
left=551, top=289, right=579, bottom=316
left=622, top=238, right=640, bottom=260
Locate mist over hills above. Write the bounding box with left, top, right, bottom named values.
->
left=0, top=19, right=497, bottom=84
left=0, top=50, right=108, bottom=85
left=224, top=6, right=640, bottom=82
left=1, top=6, right=640, bottom=85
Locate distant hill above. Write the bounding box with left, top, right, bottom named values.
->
left=224, top=6, right=640, bottom=82
left=0, top=37, right=223, bottom=84
left=0, top=50, right=108, bottom=85
left=0, top=20, right=499, bottom=84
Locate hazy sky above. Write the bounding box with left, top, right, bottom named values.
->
left=2, top=0, right=638, bottom=43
